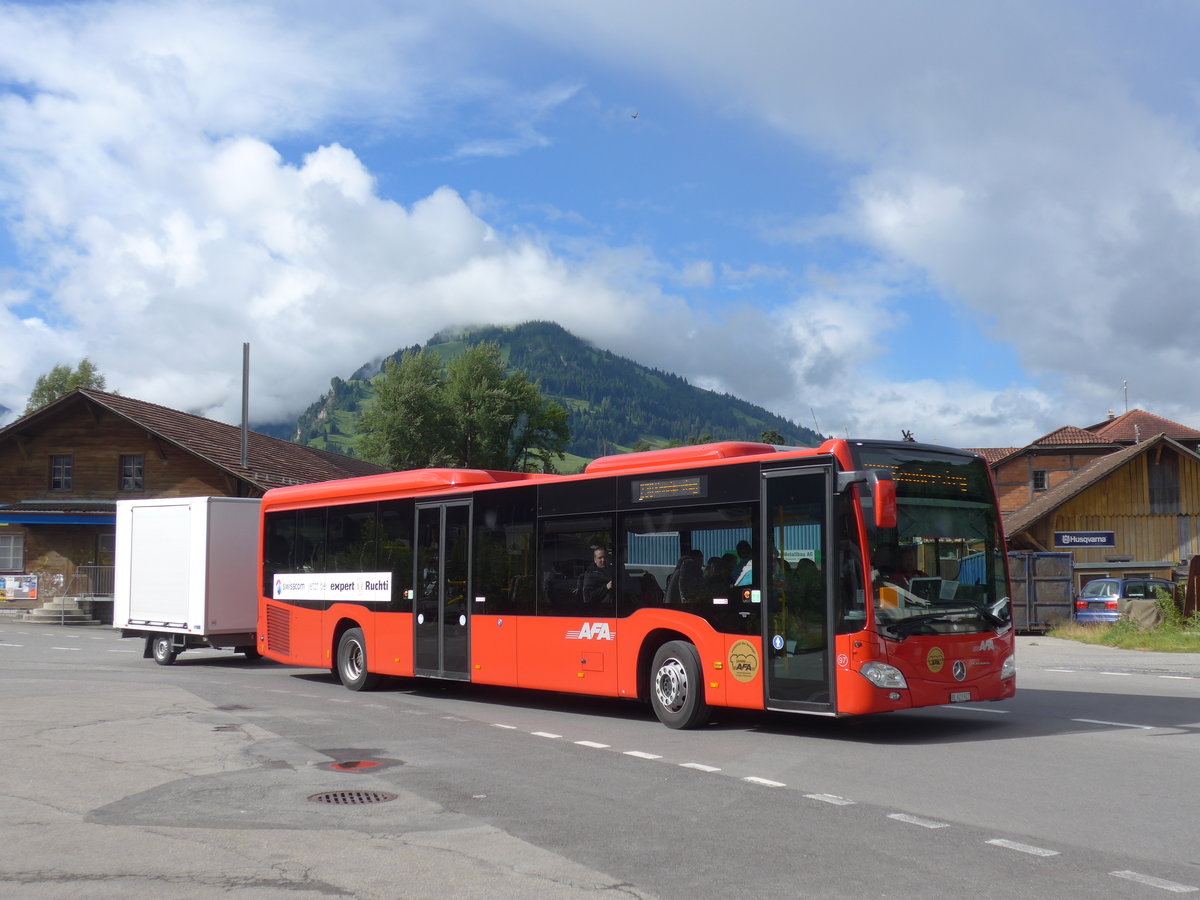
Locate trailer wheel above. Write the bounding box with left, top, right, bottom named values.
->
left=336, top=627, right=382, bottom=691
left=649, top=640, right=709, bottom=729
left=150, top=634, right=177, bottom=666
left=238, top=645, right=261, bottom=661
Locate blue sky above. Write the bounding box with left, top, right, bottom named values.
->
left=1, top=1, right=1198, bottom=448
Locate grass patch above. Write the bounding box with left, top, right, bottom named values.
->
left=1048, top=612, right=1200, bottom=653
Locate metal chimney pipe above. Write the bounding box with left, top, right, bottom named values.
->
left=241, top=342, right=250, bottom=468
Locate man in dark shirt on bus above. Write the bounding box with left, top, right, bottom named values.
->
left=579, top=545, right=614, bottom=605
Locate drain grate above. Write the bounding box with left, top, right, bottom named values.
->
left=308, top=790, right=397, bottom=806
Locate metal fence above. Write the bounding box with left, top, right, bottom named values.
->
left=66, top=565, right=114, bottom=599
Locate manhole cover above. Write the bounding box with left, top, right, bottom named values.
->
left=308, top=790, right=397, bottom=806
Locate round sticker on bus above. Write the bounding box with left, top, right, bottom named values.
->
left=771, top=634, right=784, bottom=651
left=926, top=647, right=945, bottom=673
left=729, top=640, right=760, bottom=683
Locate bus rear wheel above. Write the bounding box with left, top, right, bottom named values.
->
left=650, top=641, right=709, bottom=729
left=336, top=627, right=382, bottom=691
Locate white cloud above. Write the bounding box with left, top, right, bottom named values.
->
left=4, top=0, right=1200, bottom=451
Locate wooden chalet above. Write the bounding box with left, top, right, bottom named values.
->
left=967, top=411, right=1200, bottom=628
left=0, top=388, right=386, bottom=620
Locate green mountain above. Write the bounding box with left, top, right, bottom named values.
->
left=292, top=321, right=822, bottom=469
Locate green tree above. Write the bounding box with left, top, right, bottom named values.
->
left=760, top=429, right=785, bottom=445
left=24, top=358, right=107, bottom=414
left=358, top=343, right=569, bottom=473
left=358, top=349, right=449, bottom=471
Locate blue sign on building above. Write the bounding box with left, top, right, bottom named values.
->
left=1054, top=531, right=1115, bottom=548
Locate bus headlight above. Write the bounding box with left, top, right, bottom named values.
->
left=859, top=661, right=908, bottom=690
left=1000, top=654, right=1015, bottom=680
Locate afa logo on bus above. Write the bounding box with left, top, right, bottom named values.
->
left=565, top=622, right=615, bottom=641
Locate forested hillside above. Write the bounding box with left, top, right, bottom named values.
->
left=292, top=321, right=821, bottom=466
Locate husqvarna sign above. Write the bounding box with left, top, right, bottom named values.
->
left=1054, top=531, right=1114, bottom=547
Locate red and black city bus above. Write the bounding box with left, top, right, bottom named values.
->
left=257, top=439, right=1015, bottom=728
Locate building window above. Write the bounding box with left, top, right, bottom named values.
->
left=119, top=454, right=144, bottom=490
left=49, top=455, right=73, bottom=490
left=1148, top=452, right=1180, bottom=514
left=1032, top=470, right=1048, bottom=492
left=0, top=533, right=23, bottom=572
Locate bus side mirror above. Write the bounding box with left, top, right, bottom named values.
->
left=873, top=476, right=896, bottom=529
left=836, top=469, right=896, bottom=529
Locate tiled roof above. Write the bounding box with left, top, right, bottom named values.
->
left=1084, top=409, right=1200, bottom=444
left=965, top=447, right=1022, bottom=466
left=1029, top=425, right=1113, bottom=447
left=0, top=388, right=387, bottom=491
left=1003, top=435, right=1190, bottom=536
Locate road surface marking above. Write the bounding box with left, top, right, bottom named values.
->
left=624, top=750, right=662, bottom=760
left=1073, top=718, right=1154, bottom=730
left=680, top=763, right=721, bottom=773
left=744, top=776, right=785, bottom=787
left=805, top=793, right=855, bottom=805
left=1110, top=871, right=1198, bottom=892
left=532, top=731, right=561, bottom=739
left=987, top=839, right=1059, bottom=857
left=575, top=740, right=610, bottom=749
left=889, top=813, right=949, bottom=829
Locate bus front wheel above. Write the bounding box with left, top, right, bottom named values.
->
left=650, top=641, right=709, bottom=729
left=336, top=628, right=382, bottom=691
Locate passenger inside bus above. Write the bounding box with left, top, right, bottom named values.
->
left=578, top=545, right=614, bottom=605
left=733, top=540, right=754, bottom=586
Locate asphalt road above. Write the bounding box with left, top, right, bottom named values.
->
left=1, top=623, right=1198, bottom=899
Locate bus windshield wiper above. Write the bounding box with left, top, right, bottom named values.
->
left=881, top=608, right=976, bottom=640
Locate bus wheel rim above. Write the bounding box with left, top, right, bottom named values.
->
left=346, top=642, right=364, bottom=679
left=655, top=657, right=688, bottom=712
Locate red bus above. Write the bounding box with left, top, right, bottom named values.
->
left=257, top=439, right=1015, bottom=728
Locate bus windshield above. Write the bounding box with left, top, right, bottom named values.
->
left=853, top=444, right=1011, bottom=640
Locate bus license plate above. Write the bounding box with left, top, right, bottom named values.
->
left=949, top=691, right=971, bottom=703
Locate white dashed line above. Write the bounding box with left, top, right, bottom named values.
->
left=680, top=763, right=721, bottom=773
left=1073, top=718, right=1154, bottom=730
left=942, top=704, right=1009, bottom=714
left=106, top=649, right=138, bottom=653
left=1044, top=668, right=1075, bottom=672
left=532, top=731, right=562, bottom=739
left=987, top=839, right=1059, bottom=857
left=1110, top=870, right=1198, bottom=892
left=575, top=741, right=610, bottom=749
left=888, top=813, right=949, bottom=829
left=743, top=776, right=785, bottom=787
left=1160, top=675, right=1193, bottom=680
left=51, top=646, right=81, bottom=651
left=804, top=793, right=855, bottom=806
left=1100, top=671, right=1132, bottom=677
left=624, top=750, right=662, bottom=760
left=492, top=723, right=518, bottom=730
left=0, top=642, right=22, bottom=647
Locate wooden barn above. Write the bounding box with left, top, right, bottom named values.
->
left=0, top=388, right=386, bottom=622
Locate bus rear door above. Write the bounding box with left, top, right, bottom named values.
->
left=414, top=501, right=472, bottom=680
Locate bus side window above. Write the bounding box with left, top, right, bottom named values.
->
left=538, top=515, right=614, bottom=618
left=473, top=489, right=536, bottom=616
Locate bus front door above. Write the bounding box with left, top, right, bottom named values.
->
left=414, top=501, right=471, bottom=680
left=762, top=467, right=834, bottom=712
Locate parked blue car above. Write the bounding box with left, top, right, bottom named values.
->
left=1073, top=577, right=1175, bottom=624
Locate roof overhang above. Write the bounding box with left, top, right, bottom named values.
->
left=0, top=501, right=116, bottom=526
left=0, top=513, right=115, bottom=525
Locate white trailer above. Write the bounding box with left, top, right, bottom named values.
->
left=113, top=496, right=261, bottom=665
